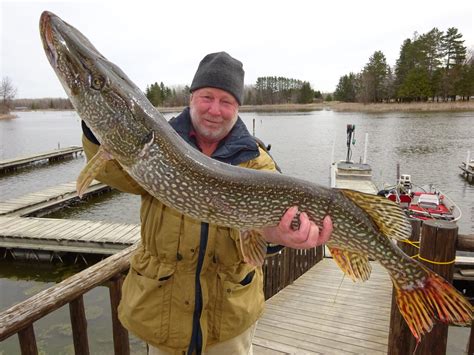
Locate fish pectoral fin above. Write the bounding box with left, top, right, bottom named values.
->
left=239, top=230, right=267, bottom=266
left=76, top=146, right=112, bottom=198
left=329, top=247, right=372, bottom=282
left=339, top=189, right=412, bottom=241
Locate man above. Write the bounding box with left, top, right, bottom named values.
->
left=82, top=52, right=332, bottom=354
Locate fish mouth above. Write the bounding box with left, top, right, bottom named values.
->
left=40, top=11, right=59, bottom=67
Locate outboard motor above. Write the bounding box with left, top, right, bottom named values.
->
left=398, top=174, right=413, bottom=193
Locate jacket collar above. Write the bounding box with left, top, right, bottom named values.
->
left=169, top=107, right=259, bottom=165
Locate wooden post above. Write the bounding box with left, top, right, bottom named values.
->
left=416, top=220, right=458, bottom=355
left=18, top=325, right=38, bottom=355
left=69, top=296, right=90, bottom=355
left=388, top=219, right=420, bottom=355
left=109, top=275, right=130, bottom=355
left=467, top=323, right=474, bottom=355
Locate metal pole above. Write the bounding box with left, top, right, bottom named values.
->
left=363, top=133, right=368, bottom=164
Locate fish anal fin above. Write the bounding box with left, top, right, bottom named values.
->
left=329, top=247, right=371, bottom=282
left=393, top=269, right=473, bottom=343
left=77, top=146, right=112, bottom=198
left=240, top=230, right=267, bottom=267
left=339, top=189, right=412, bottom=241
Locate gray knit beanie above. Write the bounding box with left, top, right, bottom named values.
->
left=190, top=52, right=244, bottom=105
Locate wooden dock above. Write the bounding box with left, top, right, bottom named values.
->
left=0, top=146, right=83, bottom=173
left=460, top=161, right=474, bottom=183
left=253, top=258, right=391, bottom=354
left=0, top=180, right=109, bottom=217
left=0, top=216, right=140, bottom=254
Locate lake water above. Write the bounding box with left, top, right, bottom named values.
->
left=0, top=109, right=473, bottom=353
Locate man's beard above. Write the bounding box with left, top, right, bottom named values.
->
left=190, top=106, right=238, bottom=142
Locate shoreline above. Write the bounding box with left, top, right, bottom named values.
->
left=4, top=101, right=474, bottom=116
left=0, top=113, right=18, bottom=120
left=158, top=101, right=474, bottom=113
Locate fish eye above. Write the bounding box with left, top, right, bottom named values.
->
left=91, top=75, right=105, bottom=90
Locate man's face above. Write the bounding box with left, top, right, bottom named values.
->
left=189, top=87, right=239, bottom=143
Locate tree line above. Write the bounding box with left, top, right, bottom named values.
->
left=334, top=27, right=473, bottom=103
left=2, top=26, right=471, bottom=112
left=145, top=77, right=322, bottom=106
left=244, top=77, right=323, bottom=105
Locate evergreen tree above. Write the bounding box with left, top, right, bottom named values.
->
left=398, top=68, right=432, bottom=101
left=394, top=39, right=416, bottom=100
left=442, top=27, right=467, bottom=70
left=441, top=28, right=467, bottom=101
left=334, top=73, right=358, bottom=102
left=298, top=82, right=314, bottom=103
left=360, top=51, right=389, bottom=102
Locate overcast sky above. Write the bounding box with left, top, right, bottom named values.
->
left=1, top=0, right=473, bottom=99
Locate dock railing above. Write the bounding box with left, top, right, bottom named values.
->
left=0, top=242, right=322, bottom=354
left=388, top=219, right=474, bottom=355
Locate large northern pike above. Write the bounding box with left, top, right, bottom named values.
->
left=40, top=11, right=471, bottom=343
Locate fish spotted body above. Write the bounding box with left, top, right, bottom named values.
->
left=40, top=11, right=472, bottom=343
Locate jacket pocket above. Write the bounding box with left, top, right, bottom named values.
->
left=119, top=265, right=175, bottom=344
left=216, top=268, right=264, bottom=342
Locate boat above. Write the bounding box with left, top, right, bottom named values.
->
left=330, top=124, right=378, bottom=195
left=378, top=174, right=462, bottom=222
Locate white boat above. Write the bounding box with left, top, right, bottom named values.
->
left=378, top=174, right=462, bottom=223
left=330, top=124, right=378, bottom=195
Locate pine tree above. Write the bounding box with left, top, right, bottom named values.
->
left=360, top=51, right=389, bottom=102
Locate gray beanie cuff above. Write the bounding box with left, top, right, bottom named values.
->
left=190, top=52, right=244, bottom=105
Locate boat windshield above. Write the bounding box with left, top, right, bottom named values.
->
left=418, top=194, right=439, bottom=208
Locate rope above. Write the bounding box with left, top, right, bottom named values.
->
left=400, top=240, right=456, bottom=264
left=412, top=254, right=456, bottom=265
left=400, top=239, right=420, bottom=249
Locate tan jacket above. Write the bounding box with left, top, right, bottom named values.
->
left=82, top=133, right=277, bottom=354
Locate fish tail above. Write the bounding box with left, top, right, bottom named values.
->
left=393, top=268, right=473, bottom=343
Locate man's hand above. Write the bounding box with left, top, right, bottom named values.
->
left=262, top=206, right=332, bottom=249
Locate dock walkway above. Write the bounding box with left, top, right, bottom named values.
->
left=0, top=146, right=83, bottom=173
left=0, top=180, right=109, bottom=217
left=253, top=258, right=391, bottom=354
left=0, top=216, right=140, bottom=254
left=460, top=161, right=474, bottom=183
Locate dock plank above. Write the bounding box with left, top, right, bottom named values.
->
left=0, top=146, right=83, bottom=173
left=0, top=216, right=140, bottom=254
left=254, top=259, right=392, bottom=354
left=0, top=180, right=109, bottom=217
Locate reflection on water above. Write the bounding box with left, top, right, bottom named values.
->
left=0, top=158, right=84, bottom=201
left=0, top=109, right=473, bottom=353
left=47, top=190, right=141, bottom=224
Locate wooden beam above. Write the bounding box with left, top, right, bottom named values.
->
left=69, top=296, right=90, bottom=355
left=457, top=233, right=474, bottom=252
left=18, top=325, right=38, bottom=355
left=416, top=220, right=458, bottom=355
left=109, top=275, right=130, bottom=355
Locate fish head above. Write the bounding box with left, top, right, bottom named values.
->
left=39, top=11, right=156, bottom=164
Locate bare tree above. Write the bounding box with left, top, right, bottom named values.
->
left=0, top=77, right=17, bottom=113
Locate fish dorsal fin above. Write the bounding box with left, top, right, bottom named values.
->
left=339, top=189, right=412, bottom=240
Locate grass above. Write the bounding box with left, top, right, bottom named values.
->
left=157, top=101, right=474, bottom=114
left=0, top=113, right=17, bottom=120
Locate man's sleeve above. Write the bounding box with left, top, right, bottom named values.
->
left=82, top=135, right=146, bottom=195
